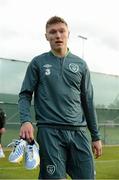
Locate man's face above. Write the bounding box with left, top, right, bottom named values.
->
left=45, top=23, right=69, bottom=51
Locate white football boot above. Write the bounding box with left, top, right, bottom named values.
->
left=8, top=139, right=27, bottom=163
left=25, top=141, right=40, bottom=170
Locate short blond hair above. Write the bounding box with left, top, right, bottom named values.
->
left=46, top=16, right=68, bottom=29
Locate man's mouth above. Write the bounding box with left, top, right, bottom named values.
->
left=55, top=41, right=63, bottom=44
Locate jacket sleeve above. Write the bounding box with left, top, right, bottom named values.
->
left=80, top=62, right=101, bottom=141
left=18, top=58, right=39, bottom=124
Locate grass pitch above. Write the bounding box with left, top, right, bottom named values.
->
left=0, top=146, right=119, bottom=179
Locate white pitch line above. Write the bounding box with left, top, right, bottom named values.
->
left=96, top=159, right=119, bottom=163
left=0, top=166, right=25, bottom=170
left=0, top=160, right=119, bottom=170
left=0, top=166, right=39, bottom=170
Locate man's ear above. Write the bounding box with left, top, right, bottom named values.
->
left=45, top=33, right=49, bottom=41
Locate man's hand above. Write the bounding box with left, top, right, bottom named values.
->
left=19, top=122, right=34, bottom=143
left=92, top=140, right=102, bottom=158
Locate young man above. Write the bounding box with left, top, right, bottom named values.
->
left=18, top=16, right=102, bottom=179
left=0, top=108, right=6, bottom=158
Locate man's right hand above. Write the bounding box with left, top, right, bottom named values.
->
left=19, top=122, right=34, bottom=142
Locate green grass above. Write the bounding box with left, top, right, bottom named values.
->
left=0, top=150, right=39, bottom=179
left=0, top=146, right=119, bottom=179
left=95, top=146, right=119, bottom=179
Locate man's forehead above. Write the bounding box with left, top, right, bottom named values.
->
left=46, top=23, right=68, bottom=30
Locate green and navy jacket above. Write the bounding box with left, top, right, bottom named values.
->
left=18, top=51, right=100, bottom=141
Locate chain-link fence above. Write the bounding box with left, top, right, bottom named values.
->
left=99, top=123, right=119, bottom=145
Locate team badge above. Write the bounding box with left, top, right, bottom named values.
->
left=69, top=63, right=79, bottom=73
left=46, top=165, right=55, bottom=175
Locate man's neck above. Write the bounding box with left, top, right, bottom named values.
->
left=51, top=48, right=69, bottom=58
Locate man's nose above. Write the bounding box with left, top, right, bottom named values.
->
left=55, top=32, right=61, bottom=38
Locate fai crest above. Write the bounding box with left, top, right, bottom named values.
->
left=46, top=165, right=55, bottom=175
left=69, top=63, right=79, bottom=73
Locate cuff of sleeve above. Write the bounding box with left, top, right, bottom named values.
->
left=21, top=121, right=32, bottom=126
left=91, top=134, right=101, bottom=142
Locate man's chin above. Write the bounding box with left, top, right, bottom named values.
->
left=54, top=46, right=63, bottom=51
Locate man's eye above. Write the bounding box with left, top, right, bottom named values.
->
left=49, top=30, right=56, bottom=34
left=59, top=30, right=64, bottom=33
